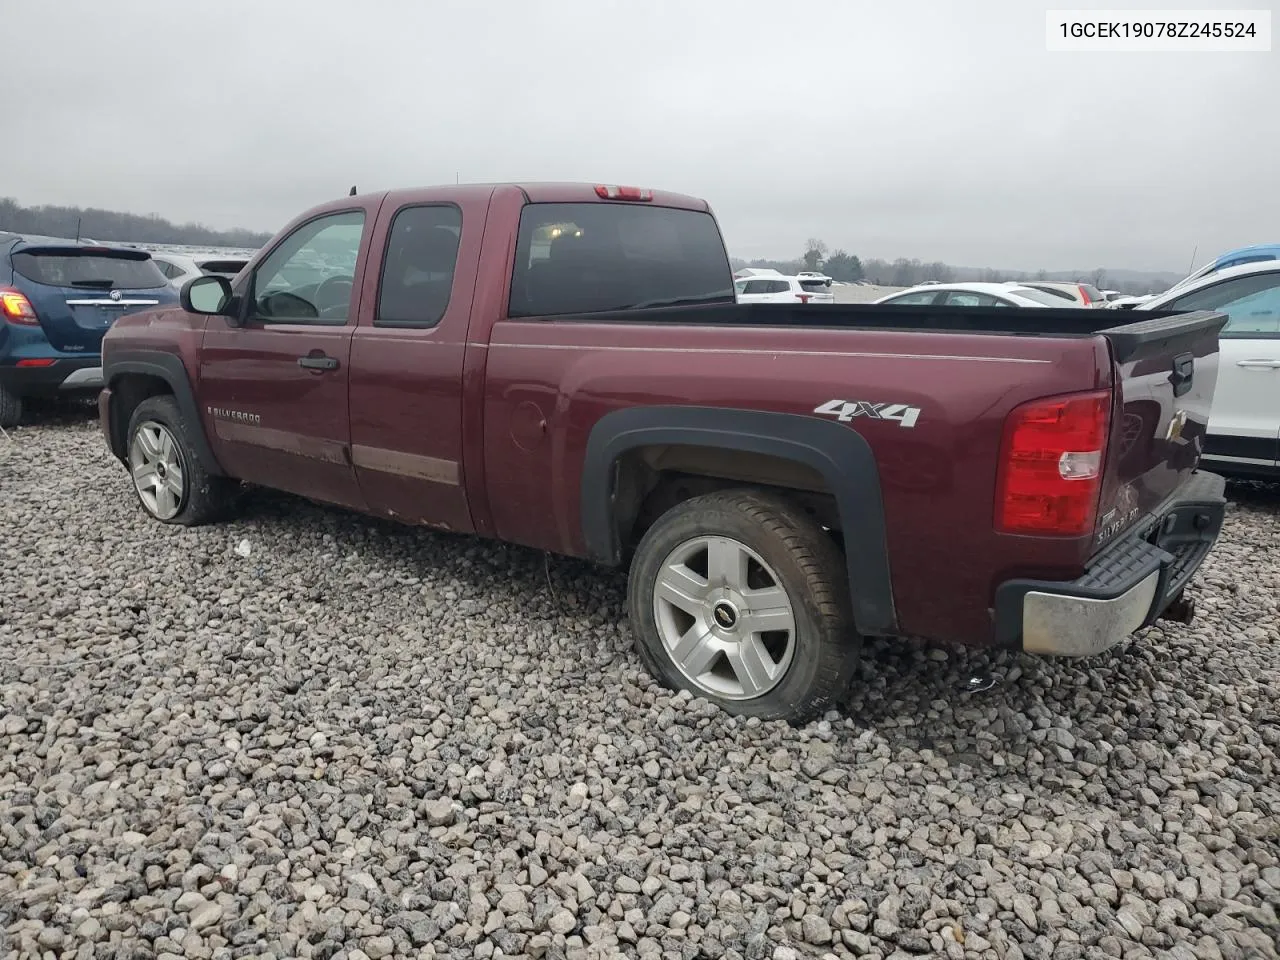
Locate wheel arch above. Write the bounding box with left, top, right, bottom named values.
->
left=580, top=405, right=897, bottom=636
left=104, top=350, right=224, bottom=475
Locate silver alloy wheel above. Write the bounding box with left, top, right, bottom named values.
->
left=652, top=535, right=797, bottom=701
left=128, top=420, right=186, bottom=520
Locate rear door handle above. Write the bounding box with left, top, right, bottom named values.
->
left=298, top=354, right=339, bottom=371
left=1236, top=359, right=1280, bottom=369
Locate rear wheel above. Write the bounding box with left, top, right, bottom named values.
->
left=0, top=385, right=22, bottom=428
left=126, top=395, right=237, bottom=525
left=627, top=489, right=859, bottom=723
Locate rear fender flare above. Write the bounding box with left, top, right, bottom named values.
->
left=580, top=405, right=897, bottom=636
left=104, top=350, right=225, bottom=475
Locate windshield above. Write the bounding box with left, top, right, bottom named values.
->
left=11, top=250, right=168, bottom=289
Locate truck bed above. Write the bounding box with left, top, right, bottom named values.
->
left=537, top=301, right=1224, bottom=355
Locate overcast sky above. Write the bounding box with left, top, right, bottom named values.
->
left=5, top=0, right=1276, bottom=272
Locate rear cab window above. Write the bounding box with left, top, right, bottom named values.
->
left=509, top=202, right=734, bottom=317
left=12, top=249, right=168, bottom=290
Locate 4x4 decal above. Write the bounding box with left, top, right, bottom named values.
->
left=813, top=398, right=921, bottom=428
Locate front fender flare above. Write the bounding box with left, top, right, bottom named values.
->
left=581, top=405, right=897, bottom=636
left=103, top=349, right=225, bottom=476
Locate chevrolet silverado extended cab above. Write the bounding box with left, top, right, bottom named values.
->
left=99, top=183, right=1228, bottom=723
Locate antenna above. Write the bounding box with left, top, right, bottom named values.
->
left=1187, top=245, right=1198, bottom=274
left=75, top=217, right=82, bottom=243
left=349, top=185, right=357, bottom=196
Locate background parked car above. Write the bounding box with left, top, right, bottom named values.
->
left=1138, top=260, right=1280, bottom=477
left=149, top=252, right=250, bottom=291
left=734, top=275, right=834, bottom=304
left=1106, top=294, right=1156, bottom=310
left=0, top=233, right=176, bottom=426
left=873, top=282, right=1070, bottom=307
left=1017, top=280, right=1107, bottom=307
left=1163, top=242, right=1280, bottom=297
left=795, top=271, right=834, bottom=296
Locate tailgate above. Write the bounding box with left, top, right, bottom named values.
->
left=10, top=247, right=171, bottom=352
left=1094, top=309, right=1227, bottom=547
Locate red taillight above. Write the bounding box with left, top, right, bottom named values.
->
left=796, top=293, right=812, bottom=303
left=16, top=359, right=56, bottom=367
left=1078, top=285, right=1092, bottom=305
left=1, top=288, right=39, bottom=325
left=594, top=184, right=653, bottom=201
left=995, top=390, right=1111, bottom=536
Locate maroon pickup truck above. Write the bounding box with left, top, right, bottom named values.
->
left=99, top=182, right=1228, bottom=723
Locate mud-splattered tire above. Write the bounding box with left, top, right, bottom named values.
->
left=126, top=395, right=237, bottom=526
left=627, top=489, right=859, bottom=723
left=0, top=385, right=22, bottom=428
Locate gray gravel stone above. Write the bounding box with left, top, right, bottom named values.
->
left=548, top=909, right=578, bottom=935
left=1, top=414, right=1278, bottom=960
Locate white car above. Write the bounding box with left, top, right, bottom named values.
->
left=1107, top=294, right=1156, bottom=310
left=873, top=282, right=1070, bottom=307
left=149, top=253, right=251, bottom=291
left=1138, top=260, right=1280, bottom=477
left=1017, top=280, right=1108, bottom=308
left=735, top=275, right=834, bottom=304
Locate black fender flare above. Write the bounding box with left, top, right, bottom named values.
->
left=581, top=405, right=897, bottom=636
left=103, top=349, right=225, bottom=475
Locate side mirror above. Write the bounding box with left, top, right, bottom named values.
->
left=181, top=275, right=235, bottom=318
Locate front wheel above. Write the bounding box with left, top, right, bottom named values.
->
left=626, top=489, right=860, bottom=723
left=126, top=395, right=237, bottom=526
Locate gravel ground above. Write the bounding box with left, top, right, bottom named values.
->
left=2, top=407, right=1278, bottom=960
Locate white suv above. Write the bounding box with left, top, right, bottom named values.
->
left=735, top=275, right=835, bottom=304
left=1138, top=260, right=1280, bottom=477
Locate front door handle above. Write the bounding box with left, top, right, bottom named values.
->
left=1236, top=359, right=1280, bottom=369
left=298, top=354, right=339, bottom=371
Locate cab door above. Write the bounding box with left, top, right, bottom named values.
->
left=197, top=205, right=377, bottom=509
left=347, top=199, right=478, bottom=533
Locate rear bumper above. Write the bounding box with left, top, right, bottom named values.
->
left=0, top=358, right=103, bottom=396
left=994, top=471, right=1226, bottom=656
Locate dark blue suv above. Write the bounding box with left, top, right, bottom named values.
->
left=0, top=233, right=178, bottom=427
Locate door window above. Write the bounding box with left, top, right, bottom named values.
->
left=376, top=204, right=463, bottom=328
left=883, top=290, right=940, bottom=305
left=1167, top=272, right=1280, bottom=337
left=943, top=291, right=996, bottom=307
left=252, top=210, right=366, bottom=324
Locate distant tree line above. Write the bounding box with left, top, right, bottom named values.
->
left=0, top=198, right=272, bottom=248
left=733, top=238, right=1175, bottom=296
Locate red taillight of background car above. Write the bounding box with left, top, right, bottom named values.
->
left=995, top=390, right=1111, bottom=536
left=0, top=288, right=39, bottom=325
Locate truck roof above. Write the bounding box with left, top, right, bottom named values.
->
left=368, top=182, right=712, bottom=213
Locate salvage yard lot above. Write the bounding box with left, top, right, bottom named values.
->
left=2, top=410, right=1278, bottom=960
